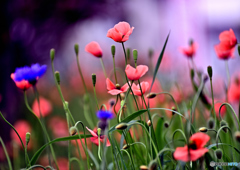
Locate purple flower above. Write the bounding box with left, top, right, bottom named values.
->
left=96, top=110, right=114, bottom=120
left=13, top=64, right=47, bottom=84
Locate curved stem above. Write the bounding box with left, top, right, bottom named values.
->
left=0, top=137, right=13, bottom=170
left=76, top=52, right=88, bottom=93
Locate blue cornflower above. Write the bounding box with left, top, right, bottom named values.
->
left=97, top=110, right=114, bottom=120
left=14, top=63, right=47, bottom=84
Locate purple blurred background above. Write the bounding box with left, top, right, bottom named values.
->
left=0, top=0, right=240, bottom=142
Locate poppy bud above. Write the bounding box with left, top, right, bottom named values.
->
left=116, top=123, right=128, bottom=130
left=26, top=132, right=31, bottom=146
left=97, top=128, right=101, bottom=136
left=69, top=126, right=77, bottom=136
left=74, top=44, right=79, bottom=56
left=111, top=45, right=115, bottom=56
left=50, top=49, right=55, bottom=61
left=147, top=120, right=152, bottom=126
left=140, top=165, right=148, bottom=170
left=220, top=120, right=228, bottom=133
left=123, top=144, right=129, bottom=150
left=238, top=44, right=240, bottom=56
left=146, top=93, right=157, bottom=99
left=215, top=148, right=223, bottom=159
left=234, top=131, right=240, bottom=143
left=92, top=74, right=96, bottom=87
left=148, top=48, right=154, bottom=59
left=148, top=160, right=158, bottom=170
left=171, top=106, right=176, bottom=116
left=190, top=69, right=194, bottom=79
left=115, top=84, right=121, bottom=90
left=127, top=48, right=130, bottom=60
left=133, top=49, right=138, bottom=62
left=199, top=127, right=208, bottom=133
left=164, top=122, right=169, bottom=128
left=207, top=117, right=215, bottom=129
left=207, top=66, right=212, bottom=79
left=55, top=71, right=60, bottom=84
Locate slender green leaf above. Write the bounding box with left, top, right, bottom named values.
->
left=150, top=32, right=170, bottom=91
left=30, top=134, right=91, bottom=165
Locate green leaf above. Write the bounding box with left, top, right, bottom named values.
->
left=150, top=32, right=170, bottom=92
left=155, top=117, right=164, bottom=150
left=109, top=110, right=147, bottom=133
left=30, top=134, right=91, bottom=165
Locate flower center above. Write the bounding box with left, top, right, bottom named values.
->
left=188, top=140, right=197, bottom=150
left=115, top=84, right=121, bottom=90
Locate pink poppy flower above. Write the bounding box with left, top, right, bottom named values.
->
left=214, top=42, right=235, bottom=60
left=106, top=78, right=129, bottom=95
left=10, top=120, right=32, bottom=149
left=48, top=116, right=68, bottom=139
left=173, top=132, right=210, bottom=162
left=219, top=28, right=237, bottom=48
left=11, top=73, right=32, bottom=91
left=107, top=21, right=134, bottom=43
left=214, top=102, right=226, bottom=118
left=86, top=127, right=110, bottom=147
left=125, top=64, right=148, bottom=81
left=32, top=97, right=52, bottom=118
left=132, top=81, right=149, bottom=96
left=85, top=41, right=103, bottom=58
left=180, top=42, right=197, bottom=58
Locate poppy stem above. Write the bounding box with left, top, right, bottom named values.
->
left=112, top=54, right=118, bottom=84
left=121, top=42, right=128, bottom=66
left=0, top=135, right=13, bottom=170
left=76, top=51, right=88, bottom=93
left=225, top=60, right=230, bottom=102
left=100, top=58, right=107, bottom=78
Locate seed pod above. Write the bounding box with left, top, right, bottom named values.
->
left=147, top=120, right=152, bottom=127
left=140, top=165, right=148, bottom=170
left=199, top=127, right=208, bottom=133
left=115, top=123, right=128, bottom=130
left=207, top=66, right=212, bottom=79
left=220, top=120, right=228, bottom=133
left=146, top=93, right=157, bottom=99
left=215, top=148, right=223, bottom=159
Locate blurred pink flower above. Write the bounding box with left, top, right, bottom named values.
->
left=86, top=127, right=110, bottom=147
left=180, top=42, right=197, bottom=58
left=85, top=41, right=103, bottom=58
left=214, top=42, right=235, bottom=60
left=106, top=78, right=128, bottom=95
left=214, top=102, right=226, bottom=118
left=71, top=137, right=91, bottom=159
left=11, top=120, right=32, bottom=149
left=48, top=116, right=68, bottom=139
left=132, top=81, right=149, bottom=96
left=228, top=77, right=240, bottom=102
left=219, top=28, right=237, bottom=48
left=11, top=73, right=32, bottom=91
left=107, top=21, right=134, bottom=43
left=32, top=97, right=52, bottom=118
left=125, top=64, right=148, bottom=81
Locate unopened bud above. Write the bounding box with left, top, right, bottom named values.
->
left=148, top=48, right=154, bottom=59
left=171, top=106, right=176, bottom=116
left=74, top=44, right=79, bottom=56
left=234, top=131, right=240, bottom=143
left=69, top=126, right=77, bottom=136
left=164, top=122, right=169, bottom=128
left=148, top=160, right=158, bottom=170
left=50, top=49, right=55, bottom=61
left=147, top=120, right=152, bottom=126
left=92, top=74, right=96, bottom=87
left=215, top=148, right=223, bottom=159
left=97, top=128, right=101, bottom=136
left=146, top=93, right=157, bottom=99
left=115, top=123, right=128, bottom=130
left=115, top=84, right=121, bottom=90
left=127, top=48, right=130, bottom=60
left=26, top=132, right=31, bottom=145
left=123, top=144, right=129, bottom=150
left=199, top=127, right=208, bottom=133
left=55, top=71, right=60, bottom=84
left=190, top=69, right=194, bottom=79
left=133, top=49, right=138, bottom=62
left=207, top=66, right=212, bottom=79
left=207, top=117, right=215, bottom=129
left=220, top=120, right=228, bottom=133
left=111, top=45, right=115, bottom=56
left=140, top=165, right=148, bottom=170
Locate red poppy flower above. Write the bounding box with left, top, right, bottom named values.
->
left=10, top=120, right=32, bottom=149
left=180, top=42, right=197, bottom=58
left=86, top=127, right=110, bottom=147
left=106, top=78, right=129, bottom=95
left=219, top=28, right=237, bottom=48
left=107, top=22, right=134, bottom=43
left=228, top=77, right=240, bottom=102
left=125, top=64, right=148, bottom=81
left=214, top=42, right=235, bottom=60
left=32, top=97, right=52, bottom=118
left=11, top=73, right=32, bottom=91
left=132, top=81, right=149, bottom=96
left=85, top=41, right=103, bottom=58
left=173, top=132, right=210, bottom=162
